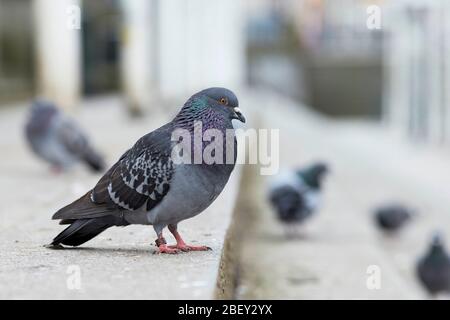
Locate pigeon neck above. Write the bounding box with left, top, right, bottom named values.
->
left=174, top=103, right=231, bottom=132
left=429, top=243, right=446, bottom=257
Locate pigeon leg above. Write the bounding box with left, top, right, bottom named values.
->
left=155, top=233, right=179, bottom=254
left=167, top=224, right=211, bottom=252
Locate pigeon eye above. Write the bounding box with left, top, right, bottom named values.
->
left=219, top=97, right=228, bottom=105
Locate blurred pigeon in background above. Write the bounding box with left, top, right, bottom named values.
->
left=49, top=87, right=245, bottom=254
left=417, top=233, right=450, bottom=296
left=373, top=204, right=414, bottom=233
left=25, top=100, right=105, bottom=173
left=268, top=162, right=329, bottom=235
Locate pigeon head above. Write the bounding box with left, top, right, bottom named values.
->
left=180, top=87, right=245, bottom=125
left=431, top=233, right=444, bottom=248
left=30, top=100, right=58, bottom=119
left=27, top=100, right=59, bottom=133
left=31, top=99, right=57, bottom=113
left=427, top=232, right=448, bottom=258
left=298, top=162, right=329, bottom=189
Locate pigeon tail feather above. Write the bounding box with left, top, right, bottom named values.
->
left=52, top=191, right=114, bottom=221
left=51, top=216, right=124, bottom=246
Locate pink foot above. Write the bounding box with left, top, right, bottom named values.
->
left=156, top=244, right=180, bottom=254
left=167, top=244, right=212, bottom=252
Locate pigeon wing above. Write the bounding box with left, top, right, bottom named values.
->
left=56, top=118, right=89, bottom=157
left=53, top=126, right=174, bottom=220
left=101, top=142, right=173, bottom=211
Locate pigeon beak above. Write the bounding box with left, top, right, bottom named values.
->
left=232, top=107, right=246, bottom=123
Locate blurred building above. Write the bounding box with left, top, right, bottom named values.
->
left=0, top=0, right=385, bottom=118
left=0, top=0, right=35, bottom=103
left=246, top=0, right=384, bottom=117
left=383, top=0, right=450, bottom=145
left=2, top=0, right=450, bottom=147
left=0, top=0, right=245, bottom=112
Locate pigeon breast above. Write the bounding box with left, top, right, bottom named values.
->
left=144, top=160, right=235, bottom=227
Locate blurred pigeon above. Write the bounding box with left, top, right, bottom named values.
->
left=417, top=233, right=450, bottom=296
left=268, top=162, right=329, bottom=233
left=49, top=88, right=245, bottom=254
left=373, top=204, right=413, bottom=233
left=25, top=100, right=105, bottom=172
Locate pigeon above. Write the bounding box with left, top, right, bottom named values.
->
left=268, top=162, right=329, bottom=232
left=373, top=204, right=414, bottom=233
left=25, top=100, right=105, bottom=172
left=49, top=87, right=245, bottom=254
left=416, top=233, right=450, bottom=296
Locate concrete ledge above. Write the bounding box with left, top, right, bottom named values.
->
left=215, top=163, right=260, bottom=299
left=0, top=96, right=242, bottom=299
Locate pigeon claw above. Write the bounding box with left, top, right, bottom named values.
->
left=167, top=244, right=212, bottom=252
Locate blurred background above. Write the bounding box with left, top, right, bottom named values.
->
left=1, top=0, right=450, bottom=143
left=1, top=0, right=450, bottom=299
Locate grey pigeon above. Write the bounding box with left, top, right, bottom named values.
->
left=417, top=233, right=450, bottom=296
left=25, top=100, right=105, bottom=172
left=373, top=204, right=413, bottom=233
left=49, top=88, right=245, bottom=254
left=268, top=162, right=329, bottom=232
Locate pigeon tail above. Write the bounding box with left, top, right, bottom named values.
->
left=81, top=145, right=105, bottom=172
left=52, top=191, right=114, bottom=221
left=51, top=216, right=123, bottom=247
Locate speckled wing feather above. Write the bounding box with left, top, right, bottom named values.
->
left=102, top=141, right=173, bottom=211
left=53, top=125, right=174, bottom=220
